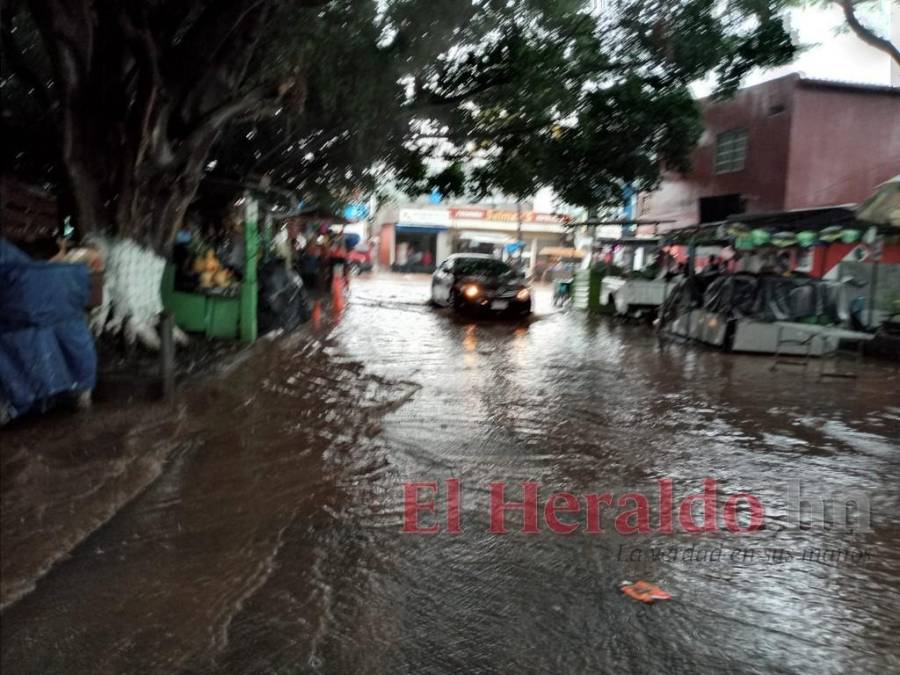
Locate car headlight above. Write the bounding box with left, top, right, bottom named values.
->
left=462, top=284, right=480, bottom=299
left=515, top=288, right=530, bottom=301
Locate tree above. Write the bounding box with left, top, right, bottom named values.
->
left=2, top=0, right=794, bottom=344
left=210, top=0, right=796, bottom=211
left=790, top=1, right=900, bottom=66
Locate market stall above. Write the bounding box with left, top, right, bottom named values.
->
left=571, top=219, right=675, bottom=315
left=592, top=237, right=671, bottom=317
left=657, top=204, right=900, bottom=355
left=162, top=180, right=306, bottom=342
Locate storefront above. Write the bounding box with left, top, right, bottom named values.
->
left=394, top=225, right=445, bottom=272
left=379, top=208, right=450, bottom=272
left=376, top=204, right=569, bottom=272
left=449, top=207, right=570, bottom=273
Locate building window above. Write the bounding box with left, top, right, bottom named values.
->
left=714, top=129, right=748, bottom=174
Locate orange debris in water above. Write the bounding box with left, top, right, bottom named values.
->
left=620, top=580, right=672, bottom=604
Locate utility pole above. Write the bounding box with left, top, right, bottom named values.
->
left=516, top=199, right=523, bottom=268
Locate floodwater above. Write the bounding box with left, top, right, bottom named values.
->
left=2, top=274, right=899, bottom=674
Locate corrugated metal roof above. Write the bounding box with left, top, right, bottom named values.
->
left=798, top=77, right=900, bottom=96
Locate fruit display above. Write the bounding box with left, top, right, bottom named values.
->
left=192, top=249, right=235, bottom=289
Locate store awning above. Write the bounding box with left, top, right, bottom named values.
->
left=396, top=224, right=448, bottom=234
left=458, top=231, right=512, bottom=244
left=857, top=177, right=900, bottom=228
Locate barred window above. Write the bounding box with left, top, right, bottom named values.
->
left=714, top=129, right=748, bottom=174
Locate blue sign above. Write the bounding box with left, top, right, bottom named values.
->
left=342, top=202, right=370, bottom=222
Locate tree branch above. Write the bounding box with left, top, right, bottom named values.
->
left=180, top=81, right=280, bottom=155
left=0, top=11, right=55, bottom=109
left=837, top=0, right=900, bottom=66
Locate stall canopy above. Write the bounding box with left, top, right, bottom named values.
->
left=662, top=205, right=865, bottom=247
left=726, top=205, right=858, bottom=231
left=295, top=206, right=351, bottom=226
left=857, top=176, right=900, bottom=228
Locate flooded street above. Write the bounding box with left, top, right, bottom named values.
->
left=3, top=274, right=899, bottom=674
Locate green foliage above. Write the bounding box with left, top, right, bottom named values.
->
left=4, top=0, right=797, bottom=221
left=405, top=0, right=795, bottom=208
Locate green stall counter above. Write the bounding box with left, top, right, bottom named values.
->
left=160, top=195, right=259, bottom=342
left=161, top=265, right=242, bottom=339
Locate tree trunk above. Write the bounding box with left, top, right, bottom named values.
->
left=21, top=1, right=281, bottom=345
left=88, top=236, right=168, bottom=349
left=70, top=115, right=219, bottom=348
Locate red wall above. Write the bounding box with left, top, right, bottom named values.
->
left=785, top=83, right=900, bottom=209
left=640, top=75, right=797, bottom=229
left=812, top=242, right=900, bottom=277
left=378, top=223, right=394, bottom=267
left=640, top=75, right=900, bottom=230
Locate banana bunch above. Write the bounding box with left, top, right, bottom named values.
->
left=192, top=250, right=234, bottom=288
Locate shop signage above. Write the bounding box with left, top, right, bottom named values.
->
left=449, top=208, right=568, bottom=225
left=398, top=208, right=451, bottom=226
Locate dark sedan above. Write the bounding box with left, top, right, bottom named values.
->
left=431, top=254, right=532, bottom=316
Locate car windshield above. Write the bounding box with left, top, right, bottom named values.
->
left=454, top=258, right=513, bottom=277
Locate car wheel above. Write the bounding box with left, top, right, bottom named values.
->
left=450, top=288, right=465, bottom=312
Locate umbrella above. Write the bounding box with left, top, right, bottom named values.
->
left=857, top=176, right=900, bottom=228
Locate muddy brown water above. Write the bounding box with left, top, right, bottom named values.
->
left=2, top=275, right=899, bottom=674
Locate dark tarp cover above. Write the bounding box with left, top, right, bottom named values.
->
left=256, top=258, right=311, bottom=334
left=1, top=239, right=97, bottom=421
left=660, top=272, right=844, bottom=328
left=701, top=274, right=842, bottom=323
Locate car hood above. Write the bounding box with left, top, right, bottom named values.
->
left=456, top=274, right=525, bottom=291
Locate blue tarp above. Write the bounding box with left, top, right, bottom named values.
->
left=0, top=239, right=97, bottom=421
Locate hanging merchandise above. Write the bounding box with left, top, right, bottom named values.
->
left=839, top=228, right=861, bottom=244
left=727, top=222, right=750, bottom=238
left=796, top=230, right=817, bottom=247
left=819, top=225, right=842, bottom=242
left=750, top=229, right=771, bottom=247
left=735, top=234, right=755, bottom=250
left=772, top=231, right=797, bottom=248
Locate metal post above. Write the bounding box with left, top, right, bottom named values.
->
left=240, top=195, right=259, bottom=343
left=687, top=236, right=697, bottom=277
left=160, top=312, right=175, bottom=399
left=867, top=259, right=879, bottom=329
left=515, top=200, right=523, bottom=267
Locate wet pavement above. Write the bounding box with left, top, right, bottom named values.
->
left=2, top=274, right=899, bottom=674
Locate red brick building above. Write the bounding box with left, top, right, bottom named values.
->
left=639, top=74, right=900, bottom=232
